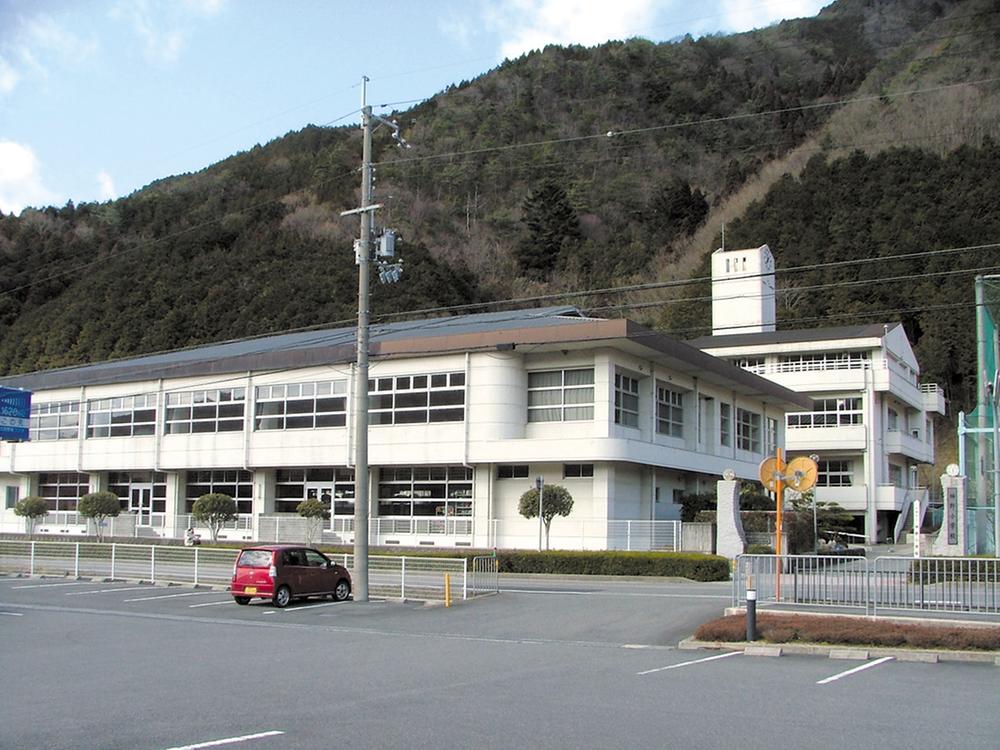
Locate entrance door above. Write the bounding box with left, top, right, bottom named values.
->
left=130, top=486, right=153, bottom=527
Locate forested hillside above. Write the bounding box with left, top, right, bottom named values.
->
left=1, top=0, right=998, bottom=415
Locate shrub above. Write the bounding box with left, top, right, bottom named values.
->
left=77, top=491, right=122, bottom=542
left=13, top=496, right=48, bottom=537
left=191, top=493, right=237, bottom=542
left=747, top=544, right=775, bottom=555
left=496, top=550, right=730, bottom=581
left=297, top=498, right=329, bottom=546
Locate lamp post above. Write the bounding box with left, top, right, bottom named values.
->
left=535, top=476, right=544, bottom=552
left=809, top=454, right=820, bottom=553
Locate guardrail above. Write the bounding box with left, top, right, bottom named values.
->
left=733, top=554, right=1000, bottom=618
left=0, top=541, right=488, bottom=602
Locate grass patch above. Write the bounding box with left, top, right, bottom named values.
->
left=695, top=613, right=1000, bottom=651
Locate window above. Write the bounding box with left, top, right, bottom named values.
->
left=736, top=408, right=761, bottom=452
left=563, top=464, right=593, bottom=478
left=787, top=398, right=863, bottom=428
left=766, top=417, right=778, bottom=455
left=368, top=372, right=465, bottom=425
left=720, top=403, right=732, bottom=447
left=730, top=357, right=765, bottom=372
left=656, top=384, right=683, bottom=438
left=377, top=466, right=472, bottom=517
left=817, top=460, right=852, bottom=487
left=37, top=472, right=89, bottom=512
left=5, top=486, right=19, bottom=509
left=166, top=388, right=245, bottom=434
left=255, top=380, right=347, bottom=430
left=887, top=408, right=899, bottom=431
left=107, top=471, right=168, bottom=513
left=614, top=373, right=639, bottom=427
left=528, top=368, right=594, bottom=422
left=274, top=468, right=355, bottom=514
left=86, top=395, right=157, bottom=438
left=777, top=352, right=869, bottom=372
left=889, top=464, right=904, bottom=487
left=497, top=465, right=529, bottom=479
left=29, top=401, right=80, bottom=441
left=185, top=469, right=253, bottom=514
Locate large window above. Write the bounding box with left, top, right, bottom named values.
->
left=563, top=463, right=594, bottom=478
left=528, top=368, right=594, bottom=422
left=817, top=460, right=852, bottom=487
left=766, top=417, right=778, bottom=455
left=87, top=395, right=157, bottom=438
left=777, top=352, right=869, bottom=372
left=377, top=466, right=472, bottom=517
left=255, top=380, right=347, bottom=430
left=166, top=388, right=245, bottom=434
left=30, top=401, right=80, bottom=441
left=37, top=472, right=89, bottom=512
left=736, top=408, right=761, bottom=452
left=274, top=468, right=355, bottom=514
left=185, top=469, right=253, bottom=514
left=497, top=465, right=529, bottom=479
left=369, top=372, right=465, bottom=425
left=614, top=373, right=639, bottom=427
left=720, top=403, right=732, bottom=447
left=108, top=471, right=167, bottom=513
left=787, top=398, right=863, bottom=428
left=656, top=384, right=683, bottom=438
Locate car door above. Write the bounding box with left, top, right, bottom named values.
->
left=301, top=548, right=331, bottom=595
left=280, top=548, right=308, bottom=595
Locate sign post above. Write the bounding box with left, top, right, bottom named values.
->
left=0, top=387, right=31, bottom=442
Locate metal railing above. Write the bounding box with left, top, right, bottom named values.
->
left=0, top=541, right=488, bottom=602
left=469, top=555, right=499, bottom=597
left=733, top=554, right=1000, bottom=618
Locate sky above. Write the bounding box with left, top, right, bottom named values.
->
left=0, top=0, right=830, bottom=215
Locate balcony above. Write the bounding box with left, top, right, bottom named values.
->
left=814, top=485, right=868, bottom=512
left=920, top=383, right=946, bottom=415
left=786, top=423, right=866, bottom=451
left=883, top=428, right=933, bottom=462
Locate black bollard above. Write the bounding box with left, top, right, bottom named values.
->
left=746, top=589, right=758, bottom=642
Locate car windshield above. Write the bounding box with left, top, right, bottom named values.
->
left=237, top=550, right=272, bottom=568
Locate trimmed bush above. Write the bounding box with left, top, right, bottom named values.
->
left=496, top=550, right=730, bottom=581
left=746, top=544, right=774, bottom=555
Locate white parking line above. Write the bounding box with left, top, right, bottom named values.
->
left=817, top=657, right=894, bottom=685
left=189, top=600, right=238, bottom=608
left=501, top=588, right=730, bottom=599
left=12, top=581, right=94, bottom=590
left=163, top=729, right=285, bottom=749
left=66, top=586, right=149, bottom=596
left=0, top=611, right=24, bottom=616
left=277, top=600, right=348, bottom=612
left=124, top=591, right=219, bottom=602
left=637, top=650, right=742, bottom=675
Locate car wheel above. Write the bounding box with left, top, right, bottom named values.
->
left=272, top=585, right=292, bottom=608
left=233, top=596, right=251, bottom=605
left=333, top=579, right=351, bottom=602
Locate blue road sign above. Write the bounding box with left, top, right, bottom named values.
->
left=0, top=387, right=31, bottom=442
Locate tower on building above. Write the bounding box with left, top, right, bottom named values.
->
left=711, top=244, right=776, bottom=335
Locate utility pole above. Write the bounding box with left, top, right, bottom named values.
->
left=341, top=77, right=408, bottom=602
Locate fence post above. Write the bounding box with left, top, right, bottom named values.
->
left=151, top=545, right=156, bottom=582
left=400, top=556, right=406, bottom=601
left=194, top=547, right=199, bottom=587
left=74, top=543, right=80, bottom=579
left=30, top=541, right=35, bottom=576
left=111, top=543, right=116, bottom=579
left=627, top=520, right=632, bottom=552
left=462, top=558, right=468, bottom=600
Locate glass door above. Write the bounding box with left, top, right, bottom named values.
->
left=130, top=486, right=153, bottom=527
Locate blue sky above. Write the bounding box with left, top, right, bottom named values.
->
left=0, top=0, right=829, bottom=215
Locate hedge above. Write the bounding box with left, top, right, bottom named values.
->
left=495, top=550, right=730, bottom=581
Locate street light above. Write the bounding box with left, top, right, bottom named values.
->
left=535, top=476, right=544, bottom=552
left=809, top=454, right=820, bottom=553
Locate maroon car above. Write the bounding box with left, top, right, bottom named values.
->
left=231, top=545, right=351, bottom=607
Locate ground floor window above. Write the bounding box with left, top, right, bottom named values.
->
left=275, top=468, right=355, bottom=514
left=377, top=466, right=472, bottom=517
left=37, top=472, right=90, bottom=512
left=107, top=471, right=167, bottom=513
left=185, top=470, right=253, bottom=514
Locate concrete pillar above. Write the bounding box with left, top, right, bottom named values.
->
left=932, top=473, right=967, bottom=556
left=716, top=478, right=746, bottom=559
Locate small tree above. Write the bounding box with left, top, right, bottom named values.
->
left=518, top=484, right=574, bottom=550
left=297, top=498, right=330, bottom=546
left=191, top=493, right=237, bottom=543
left=77, top=491, right=122, bottom=542
left=13, top=496, right=48, bottom=538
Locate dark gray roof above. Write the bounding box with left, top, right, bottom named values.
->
left=688, top=322, right=900, bottom=349
left=0, top=306, right=591, bottom=390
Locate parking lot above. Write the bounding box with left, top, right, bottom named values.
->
left=1, top=573, right=997, bottom=749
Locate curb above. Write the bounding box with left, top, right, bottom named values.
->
left=678, top=636, right=1000, bottom=664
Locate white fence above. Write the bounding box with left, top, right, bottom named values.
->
left=0, top=540, right=489, bottom=602
left=733, top=554, right=1000, bottom=619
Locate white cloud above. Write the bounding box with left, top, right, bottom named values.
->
left=0, top=141, right=61, bottom=215
left=96, top=170, right=117, bottom=202
left=718, top=0, right=827, bottom=33
left=112, top=0, right=227, bottom=65
left=488, top=0, right=657, bottom=59
left=0, top=55, right=19, bottom=94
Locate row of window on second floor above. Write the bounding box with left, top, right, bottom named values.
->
left=29, top=371, right=467, bottom=441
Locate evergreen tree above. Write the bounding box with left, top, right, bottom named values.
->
left=516, top=180, right=580, bottom=279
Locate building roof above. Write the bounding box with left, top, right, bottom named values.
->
left=0, top=305, right=811, bottom=409
left=688, top=322, right=901, bottom=349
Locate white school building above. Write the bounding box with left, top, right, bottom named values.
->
left=0, top=306, right=810, bottom=550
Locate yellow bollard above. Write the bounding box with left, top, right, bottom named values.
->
left=444, top=572, right=452, bottom=607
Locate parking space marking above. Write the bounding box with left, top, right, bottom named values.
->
left=163, top=729, right=284, bottom=749
left=0, top=611, right=24, bottom=616
left=637, top=650, right=742, bottom=675
left=66, top=586, right=150, bottom=596
left=277, top=601, right=349, bottom=613
left=501, top=588, right=730, bottom=600
left=124, top=591, right=220, bottom=602
left=189, top=600, right=238, bottom=608
left=817, top=657, right=894, bottom=685
left=12, top=581, right=94, bottom=590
